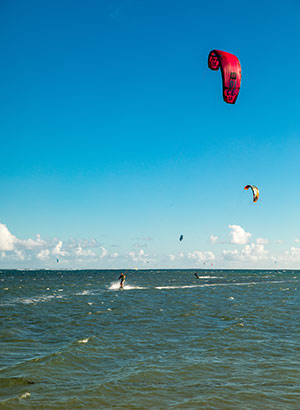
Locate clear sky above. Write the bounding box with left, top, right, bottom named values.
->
left=0, top=0, right=299, bottom=269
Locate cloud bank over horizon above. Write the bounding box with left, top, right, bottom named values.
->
left=0, top=222, right=300, bottom=269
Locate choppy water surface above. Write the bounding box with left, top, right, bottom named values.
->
left=1, top=269, right=300, bottom=409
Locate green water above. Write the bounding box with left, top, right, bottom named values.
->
left=1, top=269, right=300, bottom=409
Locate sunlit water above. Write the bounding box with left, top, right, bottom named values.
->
left=1, top=269, right=300, bottom=409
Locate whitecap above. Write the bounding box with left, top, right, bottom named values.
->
left=156, top=285, right=204, bottom=289
left=20, top=295, right=56, bottom=304
left=108, top=281, right=146, bottom=291
left=78, top=337, right=89, bottom=343
left=20, top=392, right=31, bottom=399
left=76, top=290, right=93, bottom=296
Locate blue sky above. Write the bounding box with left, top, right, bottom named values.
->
left=0, top=0, right=299, bottom=268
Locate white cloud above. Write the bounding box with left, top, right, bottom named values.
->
left=188, top=250, right=215, bottom=263
left=74, top=246, right=96, bottom=257
left=6, top=220, right=300, bottom=268
left=222, top=249, right=239, bottom=260
left=223, top=243, right=268, bottom=261
left=242, top=243, right=268, bottom=260
left=15, top=249, right=27, bottom=261
left=37, top=249, right=50, bottom=260
left=210, top=235, right=218, bottom=244
left=270, top=246, right=300, bottom=265
left=128, top=249, right=148, bottom=263
left=168, top=250, right=215, bottom=265
left=0, top=223, right=16, bottom=251
left=0, top=222, right=127, bottom=266
left=256, top=237, right=268, bottom=245
left=16, top=234, right=46, bottom=249
left=100, top=246, right=108, bottom=258
left=282, top=247, right=300, bottom=261
left=52, top=241, right=68, bottom=256
left=0, top=224, right=47, bottom=253
left=229, top=225, right=251, bottom=245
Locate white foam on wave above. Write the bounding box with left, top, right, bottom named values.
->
left=124, top=285, right=147, bottom=290
left=78, top=337, right=89, bottom=344
left=108, top=281, right=147, bottom=291
left=19, top=295, right=57, bottom=304
left=156, top=285, right=205, bottom=289
left=20, top=392, right=31, bottom=399
left=155, top=280, right=295, bottom=290
left=108, top=281, right=121, bottom=290
left=75, top=290, right=95, bottom=296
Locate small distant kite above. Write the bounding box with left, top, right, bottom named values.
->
left=179, top=235, right=184, bottom=241
left=56, top=259, right=59, bottom=263
left=208, top=49, right=242, bottom=104
left=244, top=185, right=259, bottom=203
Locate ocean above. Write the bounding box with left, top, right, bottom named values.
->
left=1, top=269, right=300, bottom=409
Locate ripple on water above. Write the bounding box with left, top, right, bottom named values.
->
left=1, top=269, right=300, bottom=409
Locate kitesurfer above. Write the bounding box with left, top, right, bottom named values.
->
left=195, top=272, right=200, bottom=279
left=119, top=273, right=126, bottom=289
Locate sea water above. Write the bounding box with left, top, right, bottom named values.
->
left=1, top=269, right=300, bottom=409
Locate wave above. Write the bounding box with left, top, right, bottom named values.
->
left=0, top=377, right=35, bottom=389
left=155, top=285, right=208, bottom=289
left=155, top=280, right=295, bottom=290
left=108, top=281, right=147, bottom=291
left=77, top=337, right=90, bottom=344
left=1, top=336, right=94, bottom=374
left=0, top=294, right=64, bottom=307
left=75, top=290, right=95, bottom=296
left=19, top=295, right=57, bottom=304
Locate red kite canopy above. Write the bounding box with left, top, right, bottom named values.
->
left=208, top=50, right=242, bottom=104
left=244, top=185, right=259, bottom=203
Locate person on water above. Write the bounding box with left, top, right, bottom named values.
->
left=194, top=272, right=200, bottom=279
left=119, top=273, right=126, bottom=288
